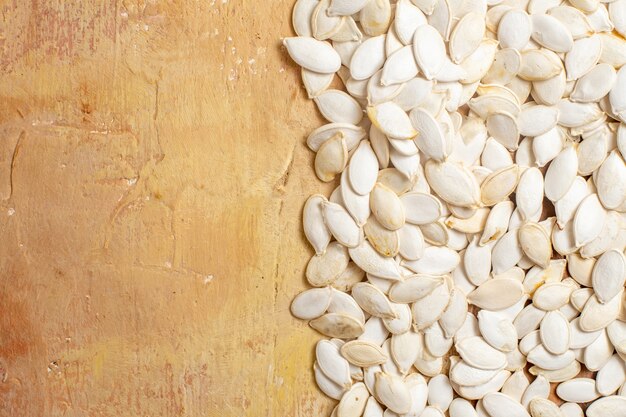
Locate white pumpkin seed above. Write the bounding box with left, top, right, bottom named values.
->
left=531, top=14, right=574, bottom=53
left=556, top=378, right=601, bottom=403
left=565, top=35, right=603, bottom=81
left=360, top=0, right=392, bottom=36
left=592, top=249, right=626, bottom=304
left=316, top=90, right=364, bottom=125
left=483, top=392, right=531, bottom=417
left=450, top=12, right=485, bottom=63
left=412, top=24, right=446, bottom=80
left=284, top=36, right=342, bottom=73
left=375, top=373, right=412, bottom=414
left=540, top=310, right=571, bottom=355
left=573, top=193, right=607, bottom=247
left=498, top=10, right=532, bottom=51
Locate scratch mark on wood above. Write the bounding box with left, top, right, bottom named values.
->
left=8, top=130, right=24, bottom=200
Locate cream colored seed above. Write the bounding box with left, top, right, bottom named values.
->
left=285, top=0, right=626, bottom=414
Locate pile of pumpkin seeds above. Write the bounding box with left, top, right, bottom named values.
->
left=284, top=0, right=626, bottom=415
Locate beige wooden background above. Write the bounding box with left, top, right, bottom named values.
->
left=0, top=1, right=335, bottom=415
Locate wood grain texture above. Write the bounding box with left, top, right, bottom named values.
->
left=0, top=1, right=333, bottom=415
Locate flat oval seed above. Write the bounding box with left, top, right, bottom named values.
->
left=308, top=123, right=366, bottom=152
left=328, top=288, right=365, bottom=324
left=315, top=90, right=364, bottom=125
left=592, top=250, right=626, bottom=304
left=450, top=12, right=485, bottom=64
left=283, top=37, right=342, bottom=73
left=491, top=229, right=524, bottom=275
left=480, top=164, right=520, bottom=207
left=314, top=133, right=347, bottom=183
left=485, top=393, right=531, bottom=417
left=545, top=145, right=578, bottom=202
left=349, top=140, right=379, bottom=196
left=610, top=64, right=626, bottom=117
left=456, top=336, right=508, bottom=370
left=368, top=102, right=417, bottom=140
left=412, top=280, right=451, bottom=329
left=460, top=40, right=501, bottom=84
left=401, top=192, right=442, bottom=225
left=529, top=361, right=581, bottom=383
left=531, top=14, right=574, bottom=53
left=573, top=193, right=607, bottom=247
left=560, top=402, right=584, bottom=417
left=381, top=46, right=419, bottom=86
left=465, top=237, right=492, bottom=286
left=304, top=194, right=332, bottom=255
left=310, top=313, right=365, bottom=338
left=521, top=375, right=550, bottom=409
left=515, top=305, right=547, bottom=339
left=352, top=282, right=396, bottom=319
left=375, top=373, right=412, bottom=414
left=540, top=311, right=571, bottom=355
left=580, top=292, right=622, bottom=332
left=587, top=396, right=626, bottom=417
left=565, top=35, right=603, bottom=81
left=341, top=340, right=387, bottom=368
left=527, top=345, right=576, bottom=371
left=360, top=0, right=392, bottom=36
left=533, top=283, right=573, bottom=311
left=480, top=201, right=514, bottom=245
left=478, top=310, right=518, bottom=352
left=364, top=217, right=399, bottom=257
left=323, top=202, right=362, bottom=248
left=516, top=168, right=544, bottom=222
left=483, top=48, right=521, bottom=85
left=450, top=398, right=478, bottom=417
left=410, top=108, right=448, bottom=161
left=349, top=240, right=402, bottom=280
left=413, top=24, right=446, bottom=80
left=427, top=374, right=453, bottom=412
left=439, top=288, right=469, bottom=338
left=596, top=354, right=626, bottom=396
left=596, top=151, right=626, bottom=210
left=486, top=111, right=520, bottom=151
left=317, top=339, right=352, bottom=388
left=292, top=287, right=333, bottom=320
left=328, top=0, right=369, bottom=16
left=519, top=222, right=552, bottom=268
left=555, top=176, right=590, bottom=228
left=404, top=246, right=460, bottom=275
left=529, top=398, right=562, bottom=417
left=518, top=105, right=559, bottom=137
left=370, top=183, right=405, bottom=231
left=498, top=10, right=532, bottom=51
left=556, top=378, right=601, bottom=403
left=519, top=49, right=562, bottom=82
left=394, top=0, right=427, bottom=44
left=338, top=382, right=369, bottom=417
left=307, top=242, right=350, bottom=287
left=571, top=63, right=617, bottom=103
left=451, top=359, right=502, bottom=387
left=391, top=330, right=421, bottom=373
left=389, top=275, right=444, bottom=304
left=549, top=6, right=593, bottom=39
left=457, top=370, right=511, bottom=400
left=425, top=160, right=481, bottom=208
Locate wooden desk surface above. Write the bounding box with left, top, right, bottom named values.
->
left=0, top=1, right=332, bottom=415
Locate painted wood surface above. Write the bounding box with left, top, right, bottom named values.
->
left=0, top=1, right=333, bottom=415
